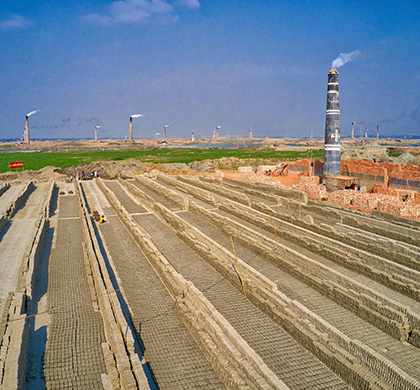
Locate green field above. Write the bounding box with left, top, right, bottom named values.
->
left=0, top=147, right=323, bottom=174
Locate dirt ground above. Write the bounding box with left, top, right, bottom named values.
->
left=1, top=144, right=419, bottom=220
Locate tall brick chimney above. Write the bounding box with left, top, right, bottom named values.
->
left=323, top=68, right=341, bottom=177
left=24, top=116, right=30, bottom=144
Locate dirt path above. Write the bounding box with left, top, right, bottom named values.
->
left=0, top=184, right=25, bottom=215
left=43, top=186, right=107, bottom=389
left=0, top=183, right=49, bottom=319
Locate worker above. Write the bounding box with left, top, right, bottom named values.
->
left=98, top=215, right=105, bottom=223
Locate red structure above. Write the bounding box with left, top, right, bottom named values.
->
left=9, top=161, right=24, bottom=169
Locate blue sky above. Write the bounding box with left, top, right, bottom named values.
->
left=1, top=0, right=419, bottom=140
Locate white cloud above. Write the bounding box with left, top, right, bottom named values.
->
left=177, top=0, right=200, bottom=9
left=0, top=14, right=33, bottom=31
left=82, top=0, right=199, bottom=25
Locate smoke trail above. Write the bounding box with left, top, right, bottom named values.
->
left=332, top=50, right=361, bottom=68
left=130, top=114, right=144, bottom=118
left=26, top=110, right=39, bottom=117
left=167, top=120, right=183, bottom=127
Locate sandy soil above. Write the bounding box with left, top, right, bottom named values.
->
left=1, top=136, right=419, bottom=151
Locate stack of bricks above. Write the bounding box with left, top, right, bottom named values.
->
left=342, top=159, right=420, bottom=181
left=377, top=199, right=420, bottom=218
left=294, top=183, right=420, bottom=219
left=327, top=190, right=354, bottom=207
left=298, top=176, right=321, bottom=185
left=327, top=190, right=420, bottom=218
left=349, top=193, right=393, bottom=210
left=293, top=183, right=329, bottom=201
left=373, top=185, right=420, bottom=203
left=394, top=188, right=420, bottom=203
left=238, top=172, right=283, bottom=185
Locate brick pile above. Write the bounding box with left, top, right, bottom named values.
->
left=377, top=199, right=420, bottom=218
left=219, top=165, right=420, bottom=220
left=342, top=160, right=387, bottom=178
left=327, top=190, right=354, bottom=207
left=293, top=183, right=329, bottom=201
left=293, top=183, right=420, bottom=219
left=291, top=158, right=420, bottom=182
left=238, top=172, right=284, bottom=185
left=326, top=190, right=420, bottom=217
left=342, top=159, right=420, bottom=181
left=373, top=185, right=420, bottom=203
left=350, top=193, right=393, bottom=210
left=325, top=190, right=390, bottom=210
left=373, top=185, right=395, bottom=196
left=298, top=175, right=320, bottom=185
left=291, top=159, right=312, bottom=167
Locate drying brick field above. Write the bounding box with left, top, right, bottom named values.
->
left=1, top=173, right=420, bottom=390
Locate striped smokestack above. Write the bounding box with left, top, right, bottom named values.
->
left=129, top=117, right=133, bottom=142
left=24, top=116, right=30, bottom=144
left=323, top=68, right=341, bottom=177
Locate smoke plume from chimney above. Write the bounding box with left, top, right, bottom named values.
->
left=332, top=50, right=361, bottom=68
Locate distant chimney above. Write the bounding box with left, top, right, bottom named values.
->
left=376, top=125, right=379, bottom=140
left=249, top=129, right=253, bottom=139
left=95, top=126, right=98, bottom=141
left=323, top=68, right=341, bottom=177
left=216, top=126, right=220, bottom=139
left=351, top=122, right=355, bottom=139
left=164, top=125, right=168, bottom=140
left=129, top=117, right=133, bottom=142
left=24, top=116, right=30, bottom=144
